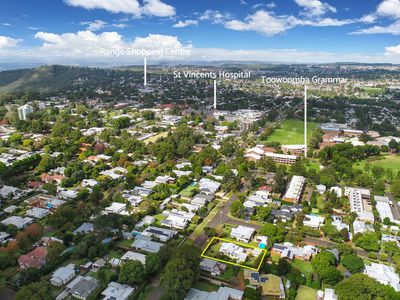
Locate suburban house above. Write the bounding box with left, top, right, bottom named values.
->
left=58, top=275, right=98, bottom=300
left=230, top=226, right=255, bottom=243
left=161, top=209, right=195, bottom=230
left=272, top=242, right=319, bottom=261
left=219, top=242, right=248, bottom=263
left=303, top=214, right=325, bottom=229
left=200, top=258, right=226, bottom=276
left=121, top=251, right=146, bottom=265
left=131, top=237, right=163, bottom=253
left=0, top=232, right=11, bottom=244
left=18, top=246, right=48, bottom=269
left=101, top=281, right=135, bottom=300
left=104, top=202, right=130, bottom=215
left=244, top=270, right=286, bottom=299
left=26, top=207, right=51, bottom=219
left=51, top=264, right=76, bottom=286
left=1, top=216, right=33, bottom=229
left=141, top=226, right=177, bottom=242
left=73, top=222, right=94, bottom=235
left=185, top=287, right=243, bottom=300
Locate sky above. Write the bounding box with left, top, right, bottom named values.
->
left=2, top=0, right=400, bottom=65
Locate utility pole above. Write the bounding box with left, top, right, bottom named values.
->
left=144, top=57, right=147, bottom=86
left=214, top=80, right=217, bottom=110
left=304, top=85, right=308, bottom=158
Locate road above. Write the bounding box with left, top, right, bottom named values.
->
left=304, top=236, right=370, bottom=257
left=192, top=192, right=261, bottom=248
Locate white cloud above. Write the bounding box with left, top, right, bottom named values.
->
left=360, top=14, right=377, bottom=24
left=224, top=11, right=288, bottom=36
left=81, top=20, right=107, bottom=31
left=351, top=20, right=400, bottom=35
left=173, top=20, right=198, bottom=28
left=266, top=2, right=277, bottom=8
left=1, top=23, right=11, bottom=26
left=385, top=44, right=400, bottom=55
left=199, top=10, right=232, bottom=24
left=2, top=30, right=400, bottom=64
left=65, top=0, right=141, bottom=16
left=31, top=30, right=190, bottom=62
left=112, top=23, right=128, bottom=29
left=141, top=0, right=175, bottom=17
left=377, top=0, right=400, bottom=19
left=294, top=0, right=336, bottom=17
left=0, top=36, right=21, bottom=49
left=293, top=17, right=355, bottom=27
left=64, top=0, right=175, bottom=17
left=222, top=10, right=353, bottom=36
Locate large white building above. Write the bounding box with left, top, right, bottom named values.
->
left=345, top=187, right=374, bottom=222
left=375, top=195, right=399, bottom=224
left=18, top=104, right=33, bottom=121
left=364, top=263, right=400, bottom=292
left=283, top=176, right=306, bottom=203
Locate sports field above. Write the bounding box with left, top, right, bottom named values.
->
left=362, top=87, right=384, bottom=95
left=356, top=155, right=400, bottom=171
left=265, top=120, right=319, bottom=145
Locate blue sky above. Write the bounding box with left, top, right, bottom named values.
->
left=1, top=0, right=400, bottom=64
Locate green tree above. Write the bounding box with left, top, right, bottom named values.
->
left=230, top=200, right=245, bottom=218
left=119, top=260, right=145, bottom=285
left=320, top=267, right=343, bottom=285
left=161, top=258, right=196, bottom=300
left=16, top=281, right=53, bottom=300
left=311, top=251, right=336, bottom=276
left=341, top=254, right=365, bottom=274
left=354, top=233, right=380, bottom=252
left=335, top=273, right=400, bottom=300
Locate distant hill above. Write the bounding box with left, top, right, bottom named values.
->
left=0, top=65, right=134, bottom=94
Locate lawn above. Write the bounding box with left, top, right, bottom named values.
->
left=291, top=259, right=313, bottom=275
left=192, top=280, right=219, bottom=292
left=362, top=87, right=384, bottom=95
left=116, top=239, right=133, bottom=248
left=271, top=253, right=281, bottom=263
left=264, top=120, right=319, bottom=145
left=296, top=286, right=318, bottom=300
left=143, top=132, right=169, bottom=145
left=135, top=285, right=154, bottom=300
left=218, top=265, right=239, bottom=281
left=356, top=155, right=400, bottom=172
left=179, top=184, right=198, bottom=198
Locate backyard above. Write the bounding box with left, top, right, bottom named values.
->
left=295, top=285, right=318, bottom=300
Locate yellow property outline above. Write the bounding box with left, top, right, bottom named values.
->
left=201, top=237, right=267, bottom=271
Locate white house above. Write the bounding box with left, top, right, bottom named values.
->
left=120, top=251, right=146, bottom=265
left=104, top=202, right=129, bottom=215
left=26, top=207, right=50, bottom=219
left=141, top=226, right=177, bottom=242
left=230, top=226, right=255, bottom=243
left=1, top=216, right=33, bottom=229
left=51, top=264, right=76, bottom=286
left=101, top=282, right=135, bottom=300
left=303, top=214, right=325, bottom=229
left=219, top=243, right=248, bottom=263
